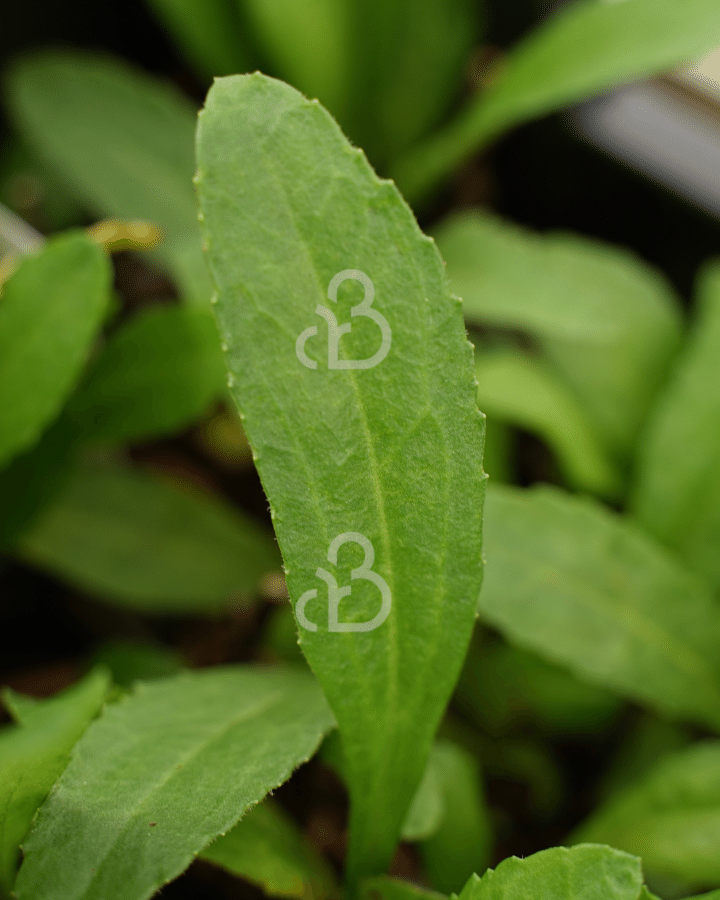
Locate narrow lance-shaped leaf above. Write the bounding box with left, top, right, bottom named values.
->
left=0, top=232, right=110, bottom=469
left=6, top=52, right=211, bottom=304
left=394, top=0, right=720, bottom=204
left=14, top=666, right=335, bottom=900
left=17, top=459, right=280, bottom=613
left=632, top=261, right=720, bottom=590
left=479, top=484, right=720, bottom=733
left=64, top=304, right=227, bottom=444
left=196, top=73, right=486, bottom=882
left=571, top=741, right=720, bottom=889
left=0, top=668, right=110, bottom=896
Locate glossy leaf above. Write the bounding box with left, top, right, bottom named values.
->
left=420, top=740, right=492, bottom=894
left=572, top=741, right=720, bottom=888
left=632, top=261, right=720, bottom=589
left=65, top=304, right=226, bottom=444
left=437, top=212, right=682, bottom=461
left=0, top=232, right=110, bottom=469
left=196, top=73, right=486, bottom=881
left=17, top=459, right=280, bottom=612
left=6, top=52, right=210, bottom=304
left=0, top=668, right=110, bottom=895
left=14, top=665, right=335, bottom=900
left=457, top=844, right=644, bottom=900
left=395, top=0, right=720, bottom=204
left=475, top=348, right=621, bottom=498
left=479, top=484, right=720, bottom=732
left=200, top=799, right=337, bottom=899
left=144, top=0, right=251, bottom=79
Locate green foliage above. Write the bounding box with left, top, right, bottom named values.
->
left=17, top=459, right=280, bottom=612
left=196, top=72, right=485, bottom=882
left=0, top=233, right=111, bottom=469
left=13, top=666, right=334, bottom=900
left=0, top=667, right=110, bottom=896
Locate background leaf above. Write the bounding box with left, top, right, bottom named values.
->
left=64, top=304, right=227, bottom=444
left=0, top=667, right=110, bottom=896
left=196, top=73, right=486, bottom=881
left=5, top=52, right=210, bottom=304
left=200, top=798, right=337, bottom=899
left=632, top=261, right=720, bottom=590
left=14, top=665, right=335, bottom=900
left=572, top=741, right=720, bottom=889
left=436, top=212, right=682, bottom=463
left=395, top=0, right=720, bottom=203
left=0, top=232, right=110, bottom=469
left=479, top=484, right=720, bottom=732
left=16, top=459, right=280, bottom=612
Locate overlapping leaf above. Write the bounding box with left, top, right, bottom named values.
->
left=196, top=73, right=486, bottom=880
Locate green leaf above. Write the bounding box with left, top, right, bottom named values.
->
left=479, top=484, right=720, bottom=732
left=144, top=0, right=251, bottom=79
left=0, top=232, right=110, bottom=469
left=394, top=0, right=720, bottom=204
left=456, top=844, right=644, bottom=900
left=436, top=212, right=682, bottom=461
left=17, top=459, right=280, bottom=612
left=200, top=799, right=337, bottom=899
left=420, top=740, right=492, bottom=894
left=475, top=347, right=621, bottom=498
left=571, top=741, right=720, bottom=888
left=64, top=304, right=226, bottom=444
left=5, top=52, right=210, bottom=304
left=360, top=875, right=445, bottom=900
left=632, top=261, right=720, bottom=590
left=400, top=745, right=445, bottom=842
left=1, top=690, right=40, bottom=726
left=196, top=73, right=486, bottom=881
left=0, top=668, right=110, bottom=895
left=14, top=665, right=335, bottom=900
left=88, top=640, right=185, bottom=689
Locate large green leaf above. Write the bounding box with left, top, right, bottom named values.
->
left=144, top=0, right=251, bottom=79
left=5, top=52, right=210, bottom=304
left=394, top=0, right=720, bottom=204
left=572, top=741, right=720, bottom=888
left=200, top=798, right=337, bottom=899
left=632, top=261, right=720, bottom=590
left=0, top=232, right=110, bottom=469
left=436, top=212, right=682, bottom=461
left=475, top=348, right=621, bottom=498
left=0, top=668, right=110, bottom=896
left=196, top=73, right=486, bottom=881
left=456, top=844, right=644, bottom=900
left=64, top=304, right=226, bottom=444
left=17, top=459, right=280, bottom=612
left=479, top=484, right=720, bottom=732
left=14, top=666, right=335, bottom=900
left=419, top=740, right=492, bottom=894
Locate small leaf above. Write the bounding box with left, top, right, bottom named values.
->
left=14, top=665, right=335, bottom=900
left=395, top=0, right=720, bottom=204
left=200, top=799, right=337, bottom=899
left=571, top=741, right=720, bottom=888
left=456, top=844, right=644, bottom=900
left=196, top=73, right=486, bottom=881
left=420, top=740, right=492, bottom=894
left=360, top=876, right=445, bottom=900
left=475, top=348, right=621, bottom=498
left=5, top=52, right=210, bottom=304
left=88, top=640, right=185, bottom=689
left=632, top=260, right=720, bottom=590
left=400, top=746, right=445, bottom=843
left=0, top=232, right=111, bottom=469
left=0, top=668, right=110, bottom=895
left=436, top=211, right=682, bottom=461
left=17, top=459, right=280, bottom=612
left=479, top=484, right=720, bottom=732
left=64, top=305, right=227, bottom=444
